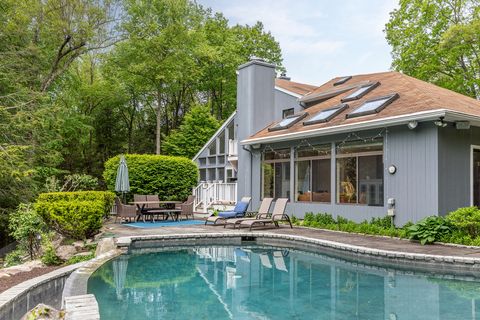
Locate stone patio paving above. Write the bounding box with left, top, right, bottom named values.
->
left=104, top=220, right=480, bottom=259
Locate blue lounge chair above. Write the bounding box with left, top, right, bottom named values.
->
left=205, top=197, right=252, bottom=225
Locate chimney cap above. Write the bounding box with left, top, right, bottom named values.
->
left=279, top=72, right=291, bottom=81
left=250, top=56, right=265, bottom=62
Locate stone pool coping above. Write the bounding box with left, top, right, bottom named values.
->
left=0, top=262, right=84, bottom=320
left=117, top=232, right=480, bottom=275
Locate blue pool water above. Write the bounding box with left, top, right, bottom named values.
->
left=87, top=246, right=480, bottom=320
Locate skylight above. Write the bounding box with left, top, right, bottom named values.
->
left=269, top=113, right=307, bottom=131
left=341, top=82, right=380, bottom=102
left=346, top=93, right=399, bottom=118
left=303, top=103, right=348, bottom=125
left=333, top=76, right=352, bottom=86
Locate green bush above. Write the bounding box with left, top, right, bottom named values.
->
left=4, top=249, right=24, bottom=267
left=41, top=243, right=61, bottom=266
left=407, top=216, right=453, bottom=245
left=64, top=252, right=94, bottom=265
left=8, top=203, right=46, bottom=259
left=35, top=199, right=105, bottom=239
left=36, top=191, right=114, bottom=218
left=103, top=154, right=198, bottom=201
left=446, top=206, right=480, bottom=238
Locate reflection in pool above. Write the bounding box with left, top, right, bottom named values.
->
left=87, top=246, right=480, bottom=320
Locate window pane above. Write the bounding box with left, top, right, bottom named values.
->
left=337, top=140, right=383, bottom=155
left=263, top=163, right=274, bottom=198
left=264, top=149, right=291, bottom=160
left=199, top=169, right=206, bottom=181
left=282, top=108, right=294, bottom=118
left=274, top=162, right=290, bottom=199
left=208, top=141, right=216, bottom=155
left=219, top=132, right=225, bottom=154
left=296, top=161, right=311, bottom=202
left=358, top=155, right=383, bottom=206
left=336, top=157, right=357, bottom=203
left=312, top=159, right=331, bottom=202
left=297, top=144, right=331, bottom=158
left=228, top=123, right=235, bottom=140
left=217, top=168, right=225, bottom=182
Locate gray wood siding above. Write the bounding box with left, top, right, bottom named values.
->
left=274, top=90, right=303, bottom=118
left=385, top=124, right=438, bottom=225
left=438, top=126, right=480, bottom=215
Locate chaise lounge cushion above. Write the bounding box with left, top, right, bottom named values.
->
left=218, top=201, right=249, bottom=218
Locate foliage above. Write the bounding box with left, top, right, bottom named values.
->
left=64, top=252, right=95, bottom=265
left=103, top=154, right=198, bottom=201
left=297, top=213, right=407, bottom=238
left=35, top=193, right=111, bottom=239
left=4, top=249, right=25, bottom=267
left=41, top=242, right=62, bottom=266
left=163, top=105, right=221, bottom=158
left=36, top=191, right=115, bottom=218
left=385, top=0, right=480, bottom=98
left=406, top=216, right=453, bottom=245
left=446, top=206, right=480, bottom=238
left=45, top=174, right=99, bottom=193
left=8, top=204, right=46, bottom=259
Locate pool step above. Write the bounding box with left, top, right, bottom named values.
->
left=64, top=294, right=99, bottom=320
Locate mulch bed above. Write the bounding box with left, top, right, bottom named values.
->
left=0, top=266, right=61, bottom=294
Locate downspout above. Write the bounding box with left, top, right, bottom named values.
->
left=242, top=145, right=253, bottom=202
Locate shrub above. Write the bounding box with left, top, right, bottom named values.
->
left=64, top=252, right=94, bottom=265
left=103, top=154, right=198, bottom=201
left=35, top=199, right=105, bottom=239
left=41, top=242, right=61, bottom=266
left=4, top=249, right=24, bottom=267
left=407, top=216, right=453, bottom=245
left=8, top=203, right=46, bottom=259
left=45, top=174, right=99, bottom=192
left=446, top=206, right=480, bottom=238
left=36, top=191, right=115, bottom=218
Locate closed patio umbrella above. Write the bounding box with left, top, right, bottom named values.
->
left=115, top=155, right=130, bottom=203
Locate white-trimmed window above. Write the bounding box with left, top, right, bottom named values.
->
left=262, top=149, right=290, bottom=199
left=295, top=144, right=331, bottom=203
left=336, top=139, right=384, bottom=206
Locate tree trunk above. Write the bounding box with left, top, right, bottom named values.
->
left=156, top=89, right=162, bottom=154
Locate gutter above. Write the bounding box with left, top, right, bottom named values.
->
left=240, top=109, right=480, bottom=145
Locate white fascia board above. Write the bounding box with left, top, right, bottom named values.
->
left=241, top=109, right=480, bottom=145
left=274, top=86, right=303, bottom=99
left=192, top=111, right=237, bottom=161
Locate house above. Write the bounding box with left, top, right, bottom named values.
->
left=194, top=57, right=480, bottom=225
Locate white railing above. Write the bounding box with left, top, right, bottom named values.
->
left=228, top=139, right=238, bottom=156
left=193, top=182, right=237, bottom=212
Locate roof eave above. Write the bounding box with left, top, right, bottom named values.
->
left=241, top=109, right=480, bottom=145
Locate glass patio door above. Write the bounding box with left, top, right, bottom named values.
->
left=473, top=148, right=480, bottom=206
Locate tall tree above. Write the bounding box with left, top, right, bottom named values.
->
left=385, top=0, right=480, bottom=99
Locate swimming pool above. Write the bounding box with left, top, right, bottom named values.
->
left=87, top=245, right=480, bottom=320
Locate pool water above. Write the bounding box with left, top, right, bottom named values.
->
left=87, top=246, right=480, bottom=320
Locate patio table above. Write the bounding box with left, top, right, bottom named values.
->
left=129, top=200, right=182, bottom=223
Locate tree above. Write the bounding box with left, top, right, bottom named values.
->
left=163, top=105, right=221, bottom=158
left=385, top=0, right=480, bottom=99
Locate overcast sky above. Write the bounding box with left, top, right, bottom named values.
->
left=198, top=0, right=399, bottom=85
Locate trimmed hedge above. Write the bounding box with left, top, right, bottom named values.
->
left=37, top=191, right=115, bottom=217
left=35, top=191, right=114, bottom=239
left=103, top=154, right=198, bottom=201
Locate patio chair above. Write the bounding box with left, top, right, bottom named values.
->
left=238, top=198, right=291, bottom=231
left=205, top=197, right=252, bottom=225
left=114, top=197, right=137, bottom=223
left=146, top=194, right=169, bottom=221
left=178, top=195, right=195, bottom=220
left=224, top=198, right=273, bottom=229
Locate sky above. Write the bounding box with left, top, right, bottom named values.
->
left=198, top=0, right=399, bottom=86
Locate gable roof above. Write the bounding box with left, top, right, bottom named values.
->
left=243, top=71, right=480, bottom=145
left=275, top=78, right=317, bottom=96
left=192, top=111, right=236, bottom=160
